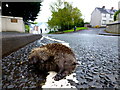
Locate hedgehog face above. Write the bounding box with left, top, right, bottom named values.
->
left=28, top=47, right=50, bottom=65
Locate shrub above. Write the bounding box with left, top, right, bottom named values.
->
left=114, top=9, right=120, bottom=21
left=25, top=25, right=30, bottom=33
left=94, top=25, right=100, bottom=28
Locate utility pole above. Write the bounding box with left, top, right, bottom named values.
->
left=118, top=1, right=120, bottom=21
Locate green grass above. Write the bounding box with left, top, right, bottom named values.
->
left=48, top=27, right=88, bottom=34
left=63, top=27, right=88, bottom=33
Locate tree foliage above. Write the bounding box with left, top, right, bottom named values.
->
left=114, top=9, right=120, bottom=21
left=2, top=2, right=42, bottom=22
left=47, top=0, right=84, bottom=31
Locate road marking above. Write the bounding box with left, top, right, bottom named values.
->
left=42, top=71, right=78, bottom=88
left=43, top=36, right=70, bottom=47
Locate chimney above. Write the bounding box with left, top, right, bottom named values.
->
left=102, top=6, right=105, bottom=9
left=111, top=7, right=114, bottom=10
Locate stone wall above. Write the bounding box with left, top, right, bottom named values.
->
left=106, top=22, right=120, bottom=34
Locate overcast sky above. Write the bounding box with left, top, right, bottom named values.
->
left=35, top=0, right=120, bottom=23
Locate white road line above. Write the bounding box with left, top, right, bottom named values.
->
left=42, top=71, right=78, bottom=88
left=42, top=36, right=70, bottom=47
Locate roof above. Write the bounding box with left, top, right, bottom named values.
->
left=96, top=7, right=117, bottom=14
left=2, top=16, right=23, bottom=20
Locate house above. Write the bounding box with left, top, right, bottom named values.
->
left=90, top=6, right=117, bottom=27
left=1, top=16, right=25, bottom=32
left=30, top=22, right=49, bottom=34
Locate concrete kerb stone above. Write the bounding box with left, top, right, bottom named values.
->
left=1, top=33, right=42, bottom=58
left=98, top=29, right=120, bottom=36
left=99, top=32, right=120, bottom=36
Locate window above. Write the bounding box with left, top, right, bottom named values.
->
left=11, top=19, right=18, bottom=23
left=110, top=14, right=113, bottom=18
left=103, top=14, right=106, bottom=17
left=109, top=20, right=113, bottom=22
left=102, top=20, right=106, bottom=25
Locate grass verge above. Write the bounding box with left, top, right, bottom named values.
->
left=49, top=27, right=88, bottom=34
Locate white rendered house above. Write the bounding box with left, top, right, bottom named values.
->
left=90, top=6, right=117, bottom=27
left=30, top=22, right=49, bottom=34
left=37, top=22, right=49, bottom=34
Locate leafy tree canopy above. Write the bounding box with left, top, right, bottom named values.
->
left=114, top=9, right=120, bottom=21
left=2, top=2, right=42, bottom=22
left=47, top=0, right=84, bottom=31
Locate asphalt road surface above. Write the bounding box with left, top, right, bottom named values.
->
left=2, top=28, right=120, bottom=88
left=46, top=28, right=120, bottom=88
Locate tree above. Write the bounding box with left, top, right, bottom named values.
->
left=2, top=2, right=42, bottom=23
left=47, top=0, right=83, bottom=31
left=114, top=9, right=120, bottom=21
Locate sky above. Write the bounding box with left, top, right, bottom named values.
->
left=35, top=0, right=120, bottom=23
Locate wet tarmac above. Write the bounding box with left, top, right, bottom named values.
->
left=47, top=33, right=120, bottom=89
left=2, top=32, right=120, bottom=89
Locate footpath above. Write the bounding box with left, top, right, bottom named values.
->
left=1, top=32, right=42, bottom=58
